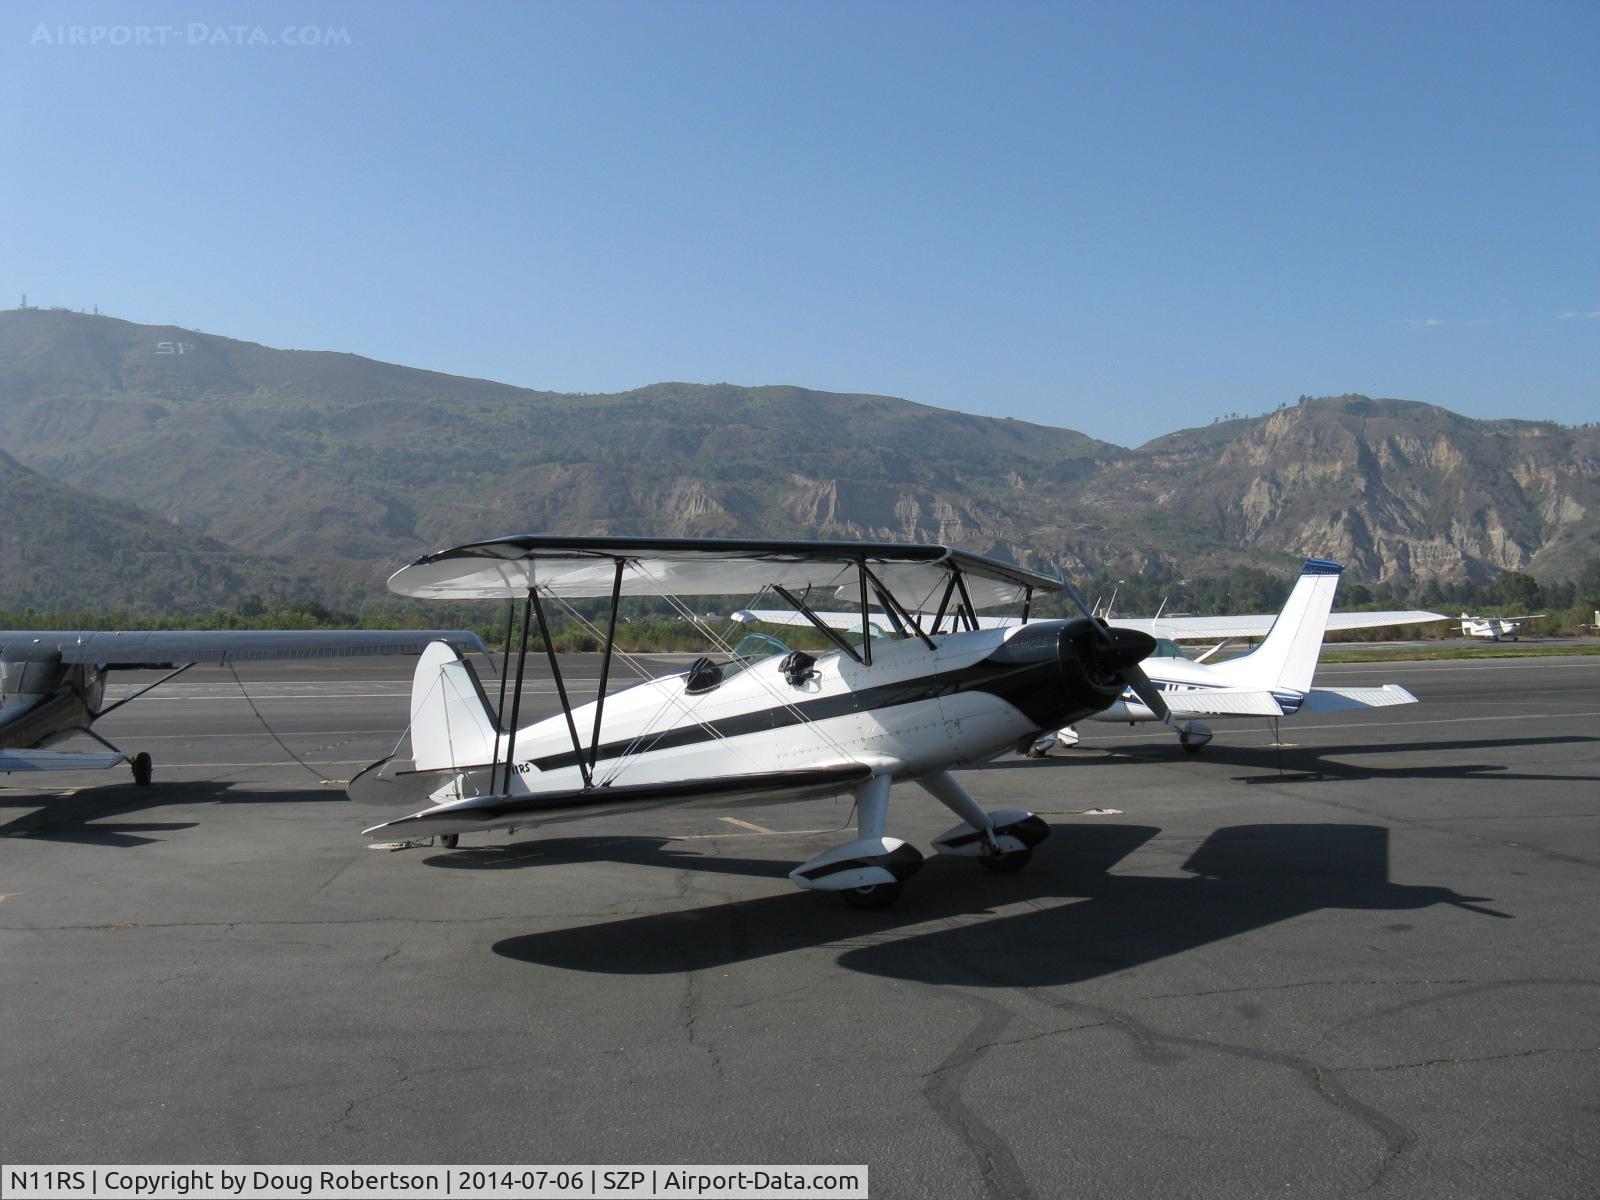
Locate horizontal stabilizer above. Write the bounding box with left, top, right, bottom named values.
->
left=1161, top=689, right=1286, bottom=717
left=0, top=749, right=129, bottom=773
left=345, top=756, right=499, bottom=806
left=364, top=763, right=875, bottom=838
left=1300, top=685, right=1419, bottom=713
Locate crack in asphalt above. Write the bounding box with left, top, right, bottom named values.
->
left=682, top=969, right=725, bottom=1078
left=1331, top=1045, right=1600, bottom=1073
left=1329, top=977, right=1600, bottom=1034
left=917, top=937, right=1420, bottom=1196
left=919, top=991, right=1039, bottom=1200
left=1042, top=992, right=1419, bottom=1192
left=1139, top=977, right=1488, bottom=1001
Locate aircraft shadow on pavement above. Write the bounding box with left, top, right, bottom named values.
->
left=427, top=836, right=795, bottom=880
left=971, top=733, right=1600, bottom=785
left=491, top=822, right=1510, bottom=985
left=0, top=781, right=329, bottom=847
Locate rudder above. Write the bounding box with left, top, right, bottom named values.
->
left=410, top=641, right=500, bottom=771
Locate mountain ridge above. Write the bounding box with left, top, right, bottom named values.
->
left=2, top=308, right=1595, bottom=610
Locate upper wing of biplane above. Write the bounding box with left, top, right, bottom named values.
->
left=0, top=629, right=489, bottom=667
left=386, top=534, right=1059, bottom=613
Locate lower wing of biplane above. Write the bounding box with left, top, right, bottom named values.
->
left=358, top=534, right=1164, bottom=909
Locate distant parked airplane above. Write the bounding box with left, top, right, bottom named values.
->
left=1459, top=612, right=1543, bottom=641
left=0, top=628, right=487, bottom=787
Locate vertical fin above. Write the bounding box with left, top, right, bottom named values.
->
left=410, top=641, right=499, bottom=771
left=1209, top=559, right=1342, bottom=694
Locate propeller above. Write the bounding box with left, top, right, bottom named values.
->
left=1052, top=563, right=1172, bottom=724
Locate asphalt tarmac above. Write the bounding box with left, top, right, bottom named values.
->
left=2, top=653, right=1597, bottom=1199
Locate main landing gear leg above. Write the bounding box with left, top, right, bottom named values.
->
left=75, top=725, right=150, bottom=786
left=924, top=770, right=1047, bottom=874
left=789, top=774, right=924, bottom=910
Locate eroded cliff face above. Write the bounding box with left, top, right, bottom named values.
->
left=1112, top=399, right=1600, bottom=582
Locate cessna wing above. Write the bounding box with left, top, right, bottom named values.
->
left=740, top=608, right=1448, bottom=640
left=0, top=628, right=488, bottom=666
left=1115, top=610, right=1447, bottom=640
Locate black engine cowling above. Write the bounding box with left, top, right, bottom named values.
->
left=983, top=618, right=1155, bottom=730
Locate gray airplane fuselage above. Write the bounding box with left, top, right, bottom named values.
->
left=0, top=653, right=105, bottom=750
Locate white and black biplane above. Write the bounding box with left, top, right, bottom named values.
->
left=0, top=628, right=487, bottom=786
left=354, top=535, right=1167, bottom=909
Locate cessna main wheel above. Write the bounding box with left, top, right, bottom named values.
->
left=131, top=752, right=153, bottom=787
left=842, top=881, right=901, bottom=910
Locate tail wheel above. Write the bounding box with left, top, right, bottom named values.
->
left=979, top=847, right=1033, bottom=874
left=841, top=881, right=901, bottom=910
left=131, top=752, right=153, bottom=787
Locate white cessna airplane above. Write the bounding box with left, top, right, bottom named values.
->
left=748, top=557, right=1443, bottom=753
left=353, top=535, right=1168, bottom=909
left=1459, top=612, right=1544, bottom=641
left=0, top=628, right=486, bottom=786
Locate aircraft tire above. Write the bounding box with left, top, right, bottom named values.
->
left=1182, top=740, right=1204, bottom=755
left=132, top=752, right=153, bottom=786
left=841, top=881, right=901, bottom=910
left=439, top=834, right=459, bottom=849
left=979, top=847, right=1032, bottom=874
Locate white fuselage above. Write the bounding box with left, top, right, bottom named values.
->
left=432, top=622, right=1100, bottom=810
left=1461, top=617, right=1526, bottom=641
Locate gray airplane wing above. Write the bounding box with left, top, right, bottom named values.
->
left=0, top=629, right=488, bottom=666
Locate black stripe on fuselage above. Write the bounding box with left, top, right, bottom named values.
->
left=525, top=651, right=1082, bottom=774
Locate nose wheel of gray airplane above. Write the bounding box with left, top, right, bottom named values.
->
left=841, top=881, right=902, bottom=910
left=131, top=752, right=153, bottom=787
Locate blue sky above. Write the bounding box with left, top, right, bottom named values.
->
left=3, top=1, right=1595, bottom=445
